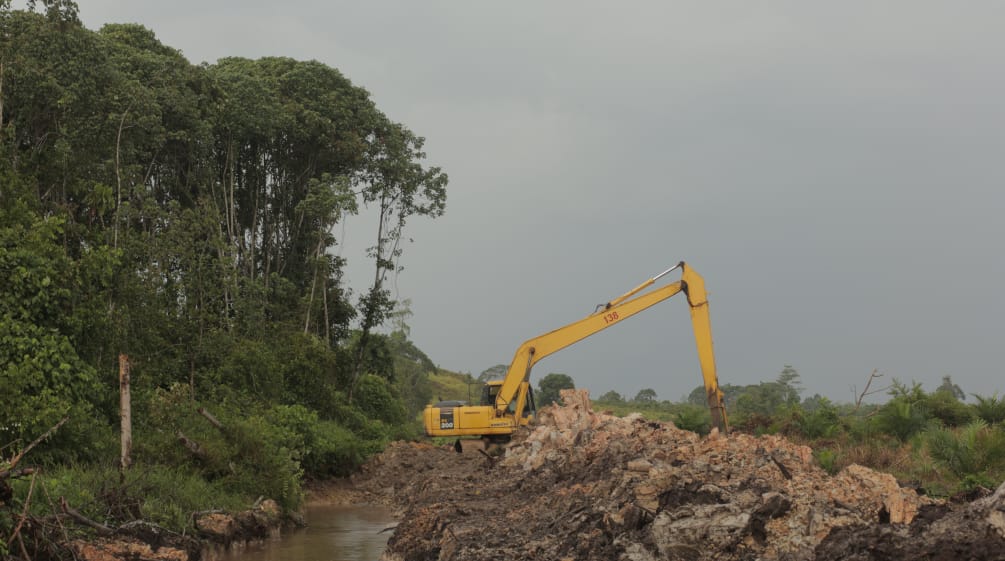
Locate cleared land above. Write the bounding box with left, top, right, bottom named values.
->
left=352, top=390, right=1005, bottom=561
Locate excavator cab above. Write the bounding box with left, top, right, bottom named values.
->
left=480, top=381, right=536, bottom=417
left=479, top=383, right=499, bottom=407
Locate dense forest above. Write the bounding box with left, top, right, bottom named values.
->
left=0, top=0, right=447, bottom=542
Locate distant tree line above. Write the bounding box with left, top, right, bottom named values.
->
left=595, top=367, right=1005, bottom=496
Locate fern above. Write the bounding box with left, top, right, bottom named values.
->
left=924, top=420, right=1005, bottom=485
left=972, top=392, right=1005, bottom=425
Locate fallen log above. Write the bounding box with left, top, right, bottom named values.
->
left=176, top=431, right=207, bottom=461
left=0, top=416, right=69, bottom=480
left=61, top=497, right=113, bottom=536
left=197, top=407, right=226, bottom=433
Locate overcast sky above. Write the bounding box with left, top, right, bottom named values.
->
left=77, top=1, right=1005, bottom=403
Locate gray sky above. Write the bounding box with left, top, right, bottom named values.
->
left=78, top=1, right=1005, bottom=403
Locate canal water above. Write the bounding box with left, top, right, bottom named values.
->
left=217, top=504, right=396, bottom=561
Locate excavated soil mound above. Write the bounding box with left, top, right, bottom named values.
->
left=356, top=390, right=1005, bottom=561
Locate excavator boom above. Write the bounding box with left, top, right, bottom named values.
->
left=423, top=261, right=729, bottom=439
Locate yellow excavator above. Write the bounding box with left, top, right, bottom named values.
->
left=422, top=261, right=729, bottom=442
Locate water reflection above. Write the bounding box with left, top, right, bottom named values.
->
left=219, top=504, right=395, bottom=561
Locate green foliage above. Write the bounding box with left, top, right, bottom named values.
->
left=346, top=330, right=396, bottom=381
left=13, top=462, right=248, bottom=533
left=873, top=379, right=976, bottom=442
left=814, top=448, right=839, bottom=475
left=217, top=338, right=284, bottom=401
left=478, top=364, right=508, bottom=383
left=875, top=399, right=933, bottom=442
left=354, top=373, right=407, bottom=426
left=0, top=209, right=115, bottom=462
left=784, top=399, right=842, bottom=440
left=298, top=418, right=372, bottom=477
left=806, top=400, right=842, bottom=438
left=971, top=393, right=1005, bottom=425
left=924, top=420, right=1005, bottom=487
left=135, top=383, right=387, bottom=509
left=602, top=372, right=1005, bottom=495
left=924, top=390, right=975, bottom=427
left=672, top=404, right=711, bottom=434
left=596, top=390, right=625, bottom=404
left=936, top=375, right=966, bottom=401
left=389, top=331, right=435, bottom=419
left=0, top=3, right=450, bottom=540
left=537, top=373, right=575, bottom=406
left=633, top=388, right=658, bottom=404
left=733, top=366, right=803, bottom=420
left=427, top=370, right=479, bottom=404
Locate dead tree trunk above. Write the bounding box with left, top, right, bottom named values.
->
left=119, top=354, right=132, bottom=475
left=176, top=432, right=207, bottom=461
left=197, top=407, right=225, bottom=433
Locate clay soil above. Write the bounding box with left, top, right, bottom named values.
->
left=352, top=390, right=1005, bottom=561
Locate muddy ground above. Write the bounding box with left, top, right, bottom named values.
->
left=353, top=390, right=1005, bottom=561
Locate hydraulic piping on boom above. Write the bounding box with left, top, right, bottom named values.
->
left=422, top=261, right=730, bottom=441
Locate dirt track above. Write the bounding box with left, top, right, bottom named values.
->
left=353, top=390, right=1005, bottom=561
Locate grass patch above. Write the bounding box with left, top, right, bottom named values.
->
left=427, top=370, right=480, bottom=404
left=12, top=462, right=250, bottom=533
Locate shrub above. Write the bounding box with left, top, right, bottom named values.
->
left=305, top=420, right=370, bottom=477
left=673, top=404, right=711, bottom=435
left=266, top=404, right=373, bottom=477
left=924, top=420, right=1005, bottom=488
left=875, top=400, right=932, bottom=442
left=354, top=373, right=407, bottom=425
left=138, top=384, right=304, bottom=509
left=923, top=391, right=975, bottom=427
left=814, top=448, right=839, bottom=475
left=12, top=463, right=248, bottom=533
left=971, top=393, right=1005, bottom=425
left=219, top=415, right=303, bottom=510
left=798, top=400, right=842, bottom=439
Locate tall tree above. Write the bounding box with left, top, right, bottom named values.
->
left=537, top=373, right=575, bottom=406
left=937, top=375, right=965, bottom=401
left=0, top=5, right=448, bottom=461
left=478, top=364, right=509, bottom=383
left=634, top=388, right=658, bottom=403
left=351, top=118, right=447, bottom=397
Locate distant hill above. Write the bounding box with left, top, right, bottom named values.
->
left=427, top=370, right=480, bottom=405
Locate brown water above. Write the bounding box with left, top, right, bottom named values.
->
left=217, top=504, right=396, bottom=561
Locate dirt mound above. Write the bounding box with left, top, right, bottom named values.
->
left=357, top=390, right=1004, bottom=560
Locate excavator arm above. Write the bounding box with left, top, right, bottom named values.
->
left=494, top=261, right=729, bottom=433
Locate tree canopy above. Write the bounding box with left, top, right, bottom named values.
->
left=537, top=373, right=575, bottom=406
left=0, top=4, right=446, bottom=474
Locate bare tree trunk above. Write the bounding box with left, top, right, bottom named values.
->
left=61, top=498, right=114, bottom=535
left=225, top=142, right=235, bottom=244
left=250, top=174, right=259, bottom=280
left=853, top=369, right=888, bottom=413
left=119, top=354, right=132, bottom=476
left=197, top=407, right=226, bottom=433
left=303, top=238, right=325, bottom=334
left=0, top=61, right=5, bottom=133
left=322, top=273, right=331, bottom=344
left=350, top=192, right=393, bottom=400
left=113, top=105, right=132, bottom=250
